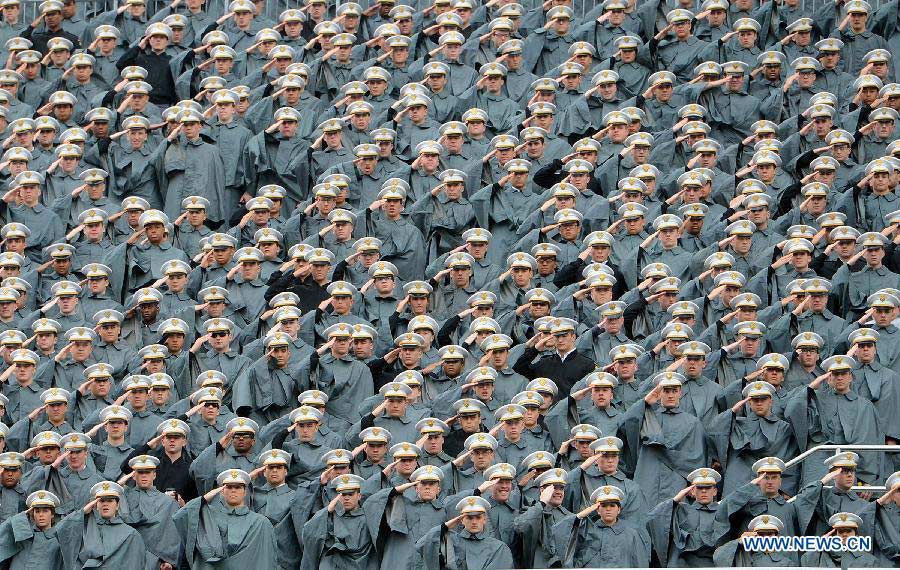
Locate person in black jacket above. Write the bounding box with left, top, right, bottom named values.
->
left=116, top=22, right=176, bottom=107
left=533, top=154, right=604, bottom=195
left=264, top=246, right=329, bottom=312
left=21, top=1, right=81, bottom=55
left=512, top=316, right=595, bottom=396
left=120, top=418, right=197, bottom=503
left=553, top=230, right=627, bottom=297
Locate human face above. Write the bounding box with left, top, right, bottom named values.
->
left=97, top=497, right=118, bottom=519
left=804, top=291, right=826, bottom=313
left=591, top=386, right=613, bottom=409
left=335, top=489, right=359, bottom=510
left=694, top=485, right=717, bottom=505
left=829, top=370, right=852, bottom=394
left=672, top=19, right=691, bottom=38
left=134, top=468, right=156, bottom=489
left=384, top=396, right=409, bottom=418
left=150, top=385, right=170, bottom=406
left=352, top=338, right=374, bottom=359
left=382, top=197, right=403, bottom=219
left=264, top=464, right=287, bottom=486
left=62, top=338, right=91, bottom=362
left=873, top=306, right=896, bottom=327
left=0, top=464, right=19, bottom=488
left=854, top=340, right=876, bottom=363
left=473, top=380, right=494, bottom=401
left=127, top=388, right=148, bottom=411
left=470, top=448, right=493, bottom=470
left=1, top=5, right=18, bottom=23
left=442, top=359, right=464, bottom=378
left=232, top=432, right=255, bottom=453
left=794, top=344, right=818, bottom=367
left=148, top=34, right=168, bottom=53
left=31, top=506, right=53, bottom=529
left=491, top=478, right=512, bottom=502
left=660, top=385, right=681, bottom=408
left=295, top=421, right=318, bottom=442
left=127, top=127, right=148, bottom=150
left=598, top=501, right=621, bottom=524
left=555, top=331, right=575, bottom=352
left=44, top=9, right=62, bottom=28
left=748, top=395, right=772, bottom=417
left=214, top=56, right=234, bottom=75
left=36, top=445, right=59, bottom=464
left=222, top=483, right=246, bottom=506
left=417, top=433, right=443, bottom=456
left=757, top=471, right=781, bottom=496
left=848, top=10, right=867, bottom=32
left=209, top=330, right=232, bottom=351
left=13, top=361, right=34, bottom=384
left=407, top=104, right=428, bottom=124
left=462, top=512, right=486, bottom=533
left=760, top=366, right=783, bottom=387
left=417, top=480, right=440, bottom=501
left=331, top=336, right=351, bottom=356
left=106, top=418, right=127, bottom=438
left=365, top=441, right=387, bottom=463
left=834, top=466, right=856, bottom=490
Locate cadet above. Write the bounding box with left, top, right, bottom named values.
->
left=647, top=467, right=727, bottom=567
left=7, top=388, right=74, bottom=453
left=364, top=465, right=448, bottom=570
left=546, top=371, right=622, bottom=443
left=300, top=472, right=375, bottom=570
left=298, top=322, right=374, bottom=431
left=55, top=480, right=148, bottom=568
left=794, top=451, right=874, bottom=535
left=716, top=456, right=801, bottom=539
left=232, top=331, right=305, bottom=425
left=708, top=379, right=798, bottom=496
left=252, top=449, right=293, bottom=526
left=189, top=417, right=261, bottom=495
left=89, top=404, right=132, bottom=481
left=783, top=355, right=883, bottom=485
left=441, top=432, right=498, bottom=495
left=552, top=484, right=651, bottom=567
left=415, top=417, right=453, bottom=467
left=847, top=327, right=900, bottom=443
left=173, top=468, right=277, bottom=568
left=348, top=381, right=424, bottom=446
left=4, top=349, right=43, bottom=425
left=802, top=511, right=879, bottom=567
left=450, top=462, right=523, bottom=545
left=564, top=435, right=648, bottom=524
left=713, top=513, right=800, bottom=566
left=512, top=468, right=572, bottom=568
left=414, top=494, right=515, bottom=570
left=0, top=449, right=24, bottom=520
left=181, top=387, right=232, bottom=457
left=0, top=490, right=61, bottom=569
left=120, top=454, right=181, bottom=569
left=620, top=371, right=708, bottom=508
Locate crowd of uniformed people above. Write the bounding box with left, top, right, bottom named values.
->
left=0, top=0, right=896, bottom=566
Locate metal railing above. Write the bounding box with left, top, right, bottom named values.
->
left=784, top=443, right=900, bottom=496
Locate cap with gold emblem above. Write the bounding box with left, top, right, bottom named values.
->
left=457, top=495, right=491, bottom=514
left=216, top=469, right=251, bottom=486
left=687, top=467, right=721, bottom=486
left=590, top=485, right=625, bottom=503
left=225, top=417, right=259, bottom=435
left=90, top=481, right=125, bottom=499
left=26, top=490, right=59, bottom=509
left=749, top=514, right=784, bottom=533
